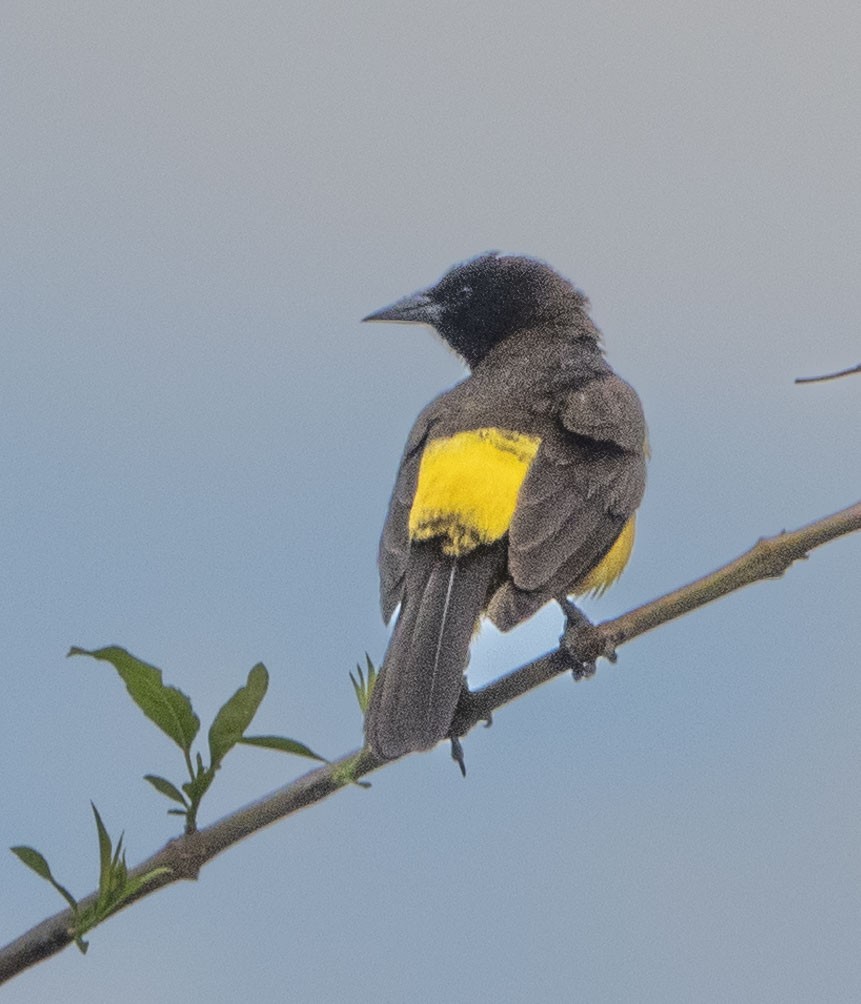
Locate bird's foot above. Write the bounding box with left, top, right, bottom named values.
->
left=446, top=687, right=493, bottom=776
left=451, top=685, right=493, bottom=731
left=558, top=598, right=616, bottom=680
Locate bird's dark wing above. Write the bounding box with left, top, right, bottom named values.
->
left=378, top=402, right=439, bottom=623
left=503, top=373, right=647, bottom=607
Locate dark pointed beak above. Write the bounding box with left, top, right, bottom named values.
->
left=362, top=289, right=442, bottom=325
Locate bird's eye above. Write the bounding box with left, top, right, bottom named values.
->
left=456, top=284, right=472, bottom=302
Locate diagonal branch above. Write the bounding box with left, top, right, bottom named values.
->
left=1, top=499, right=859, bottom=986
left=455, top=499, right=861, bottom=726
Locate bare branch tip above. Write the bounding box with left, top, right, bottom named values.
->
left=795, top=362, right=861, bottom=384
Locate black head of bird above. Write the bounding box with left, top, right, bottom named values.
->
left=363, top=252, right=592, bottom=368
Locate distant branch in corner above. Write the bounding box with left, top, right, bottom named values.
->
left=795, top=362, right=861, bottom=384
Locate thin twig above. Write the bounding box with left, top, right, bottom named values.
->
left=1, top=499, right=859, bottom=986
left=795, top=363, right=861, bottom=384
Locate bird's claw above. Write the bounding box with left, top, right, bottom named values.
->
left=446, top=687, right=493, bottom=775
left=558, top=598, right=616, bottom=680
left=450, top=736, right=467, bottom=777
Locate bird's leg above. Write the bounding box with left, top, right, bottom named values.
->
left=447, top=683, right=494, bottom=777
left=558, top=597, right=616, bottom=680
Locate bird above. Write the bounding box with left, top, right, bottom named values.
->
left=362, top=252, right=647, bottom=765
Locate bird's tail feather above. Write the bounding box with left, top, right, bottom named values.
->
left=365, top=544, right=502, bottom=760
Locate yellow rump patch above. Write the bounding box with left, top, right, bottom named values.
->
left=410, top=428, right=541, bottom=556
left=575, top=515, right=636, bottom=595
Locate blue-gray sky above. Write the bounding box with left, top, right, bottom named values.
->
left=2, top=3, right=859, bottom=1000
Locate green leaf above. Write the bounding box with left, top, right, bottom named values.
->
left=68, top=814, right=170, bottom=944
left=181, top=761, right=215, bottom=833
left=70, top=646, right=200, bottom=753
left=350, top=654, right=378, bottom=714
left=208, top=663, right=269, bottom=769
left=183, top=765, right=215, bottom=805
left=144, top=774, right=189, bottom=807
left=349, top=671, right=362, bottom=708
left=10, top=846, right=78, bottom=912
left=110, top=832, right=127, bottom=881
left=91, top=804, right=112, bottom=904
left=112, top=866, right=172, bottom=908
left=239, top=734, right=327, bottom=762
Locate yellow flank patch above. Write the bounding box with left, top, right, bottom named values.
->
left=409, top=428, right=541, bottom=556
left=575, top=516, right=636, bottom=595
